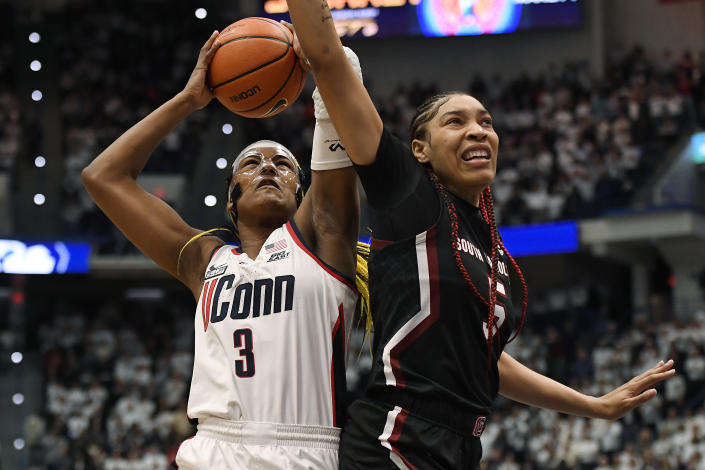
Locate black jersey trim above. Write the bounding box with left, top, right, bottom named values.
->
left=286, top=219, right=358, bottom=293
left=331, top=303, right=347, bottom=428
left=209, top=244, right=226, bottom=261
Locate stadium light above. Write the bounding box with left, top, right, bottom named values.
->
left=28, top=32, right=40, bottom=43
left=12, top=393, right=24, bottom=405
left=35, top=156, right=46, bottom=168
left=195, top=8, right=208, bottom=19
left=216, top=158, right=228, bottom=169
left=33, top=194, right=46, bottom=206
left=204, top=195, right=217, bottom=207
left=13, top=439, right=25, bottom=450
left=222, top=124, right=233, bottom=135
left=31, top=90, right=43, bottom=101
left=10, top=352, right=23, bottom=364
left=30, top=60, right=42, bottom=71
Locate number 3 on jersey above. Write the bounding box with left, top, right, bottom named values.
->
left=482, top=279, right=507, bottom=339
left=233, top=328, right=255, bottom=377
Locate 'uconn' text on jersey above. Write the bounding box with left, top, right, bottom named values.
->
left=208, top=274, right=295, bottom=323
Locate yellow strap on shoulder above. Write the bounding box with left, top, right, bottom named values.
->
left=177, top=227, right=234, bottom=276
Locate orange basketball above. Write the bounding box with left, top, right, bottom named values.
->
left=208, top=17, right=306, bottom=118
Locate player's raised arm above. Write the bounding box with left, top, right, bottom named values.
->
left=288, top=33, right=361, bottom=280
left=285, top=1, right=382, bottom=165
left=81, top=31, right=223, bottom=296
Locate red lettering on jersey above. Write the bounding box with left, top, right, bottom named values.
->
left=202, top=279, right=218, bottom=332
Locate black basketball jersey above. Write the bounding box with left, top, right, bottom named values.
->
left=354, top=128, right=518, bottom=418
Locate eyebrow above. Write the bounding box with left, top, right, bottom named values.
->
left=272, top=154, right=295, bottom=164
left=439, top=108, right=492, bottom=120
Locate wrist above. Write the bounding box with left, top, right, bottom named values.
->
left=311, top=119, right=352, bottom=170
left=173, top=91, right=203, bottom=114
left=588, top=395, right=608, bottom=419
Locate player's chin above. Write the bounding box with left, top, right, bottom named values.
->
left=461, top=169, right=495, bottom=188
left=256, top=193, right=297, bottom=213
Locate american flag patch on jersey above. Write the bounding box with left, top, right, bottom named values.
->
left=265, top=239, right=287, bottom=253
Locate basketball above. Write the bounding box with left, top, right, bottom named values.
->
left=208, top=17, right=306, bottom=118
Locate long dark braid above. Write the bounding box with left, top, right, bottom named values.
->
left=428, top=172, right=490, bottom=305
left=484, top=187, right=501, bottom=365
left=429, top=172, right=499, bottom=367
left=483, top=188, right=528, bottom=344
left=412, top=93, right=528, bottom=366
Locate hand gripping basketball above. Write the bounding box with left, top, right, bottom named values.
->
left=208, top=17, right=307, bottom=118
left=182, top=30, right=222, bottom=111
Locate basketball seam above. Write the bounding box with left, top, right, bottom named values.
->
left=221, top=17, right=290, bottom=42
left=257, top=17, right=292, bottom=43
left=220, top=35, right=289, bottom=48
left=240, top=54, right=301, bottom=114
left=211, top=37, right=291, bottom=89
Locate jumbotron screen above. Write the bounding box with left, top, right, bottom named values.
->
left=262, top=0, right=582, bottom=38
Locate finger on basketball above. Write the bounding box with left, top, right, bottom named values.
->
left=205, top=38, right=221, bottom=63
left=280, top=21, right=309, bottom=72
left=202, top=30, right=219, bottom=53
left=209, top=17, right=306, bottom=118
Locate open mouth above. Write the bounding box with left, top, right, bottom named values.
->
left=461, top=149, right=491, bottom=162
left=257, top=179, right=280, bottom=190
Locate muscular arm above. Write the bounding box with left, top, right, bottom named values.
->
left=288, top=32, right=359, bottom=280
left=286, top=0, right=382, bottom=165
left=498, top=352, right=675, bottom=420
left=82, top=32, right=223, bottom=297
left=294, top=167, right=359, bottom=280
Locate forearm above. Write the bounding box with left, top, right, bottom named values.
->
left=286, top=0, right=344, bottom=70
left=285, top=3, right=383, bottom=165
left=83, top=92, right=197, bottom=182
left=498, top=352, right=604, bottom=419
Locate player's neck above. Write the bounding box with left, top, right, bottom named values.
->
left=237, top=222, right=280, bottom=258
left=444, top=181, right=482, bottom=207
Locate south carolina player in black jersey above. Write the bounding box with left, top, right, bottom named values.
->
left=285, top=3, right=676, bottom=468
left=82, top=30, right=366, bottom=469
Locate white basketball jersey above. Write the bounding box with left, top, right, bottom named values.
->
left=187, top=220, right=357, bottom=427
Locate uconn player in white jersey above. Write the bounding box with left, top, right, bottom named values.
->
left=83, top=30, right=365, bottom=469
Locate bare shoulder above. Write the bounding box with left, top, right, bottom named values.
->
left=179, top=234, right=228, bottom=298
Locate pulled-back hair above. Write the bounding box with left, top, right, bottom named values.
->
left=411, top=92, right=528, bottom=363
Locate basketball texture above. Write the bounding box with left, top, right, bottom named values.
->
left=208, top=17, right=306, bottom=118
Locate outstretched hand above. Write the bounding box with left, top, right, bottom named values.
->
left=181, top=30, right=221, bottom=110
left=596, top=359, right=675, bottom=420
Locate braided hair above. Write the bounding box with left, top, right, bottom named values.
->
left=410, top=92, right=528, bottom=363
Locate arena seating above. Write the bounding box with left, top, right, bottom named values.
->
left=26, top=290, right=705, bottom=468
left=53, top=2, right=214, bottom=253
left=56, top=32, right=705, bottom=253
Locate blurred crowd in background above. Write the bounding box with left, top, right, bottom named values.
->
left=1, top=3, right=704, bottom=251
left=22, top=289, right=705, bottom=469
left=61, top=40, right=705, bottom=252
left=0, top=5, right=21, bottom=174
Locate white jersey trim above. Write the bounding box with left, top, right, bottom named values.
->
left=382, top=232, right=430, bottom=386
left=379, top=406, right=411, bottom=470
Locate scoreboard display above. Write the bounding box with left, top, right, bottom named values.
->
left=262, top=0, right=582, bottom=38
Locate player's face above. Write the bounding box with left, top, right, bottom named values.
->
left=414, top=94, right=499, bottom=204
left=228, top=146, right=299, bottom=220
